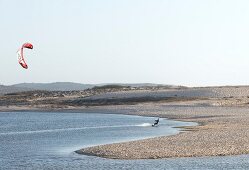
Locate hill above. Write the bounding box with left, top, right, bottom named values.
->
left=0, top=82, right=182, bottom=95
left=11, top=82, right=94, bottom=91
left=10, top=82, right=181, bottom=91
left=0, top=85, right=32, bottom=95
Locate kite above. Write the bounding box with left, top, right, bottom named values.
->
left=17, top=43, right=33, bottom=69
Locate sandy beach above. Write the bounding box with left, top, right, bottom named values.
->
left=1, top=86, right=249, bottom=159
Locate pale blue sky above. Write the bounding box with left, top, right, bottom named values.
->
left=1, top=0, right=249, bottom=86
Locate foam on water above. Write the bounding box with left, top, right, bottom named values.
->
left=0, top=124, right=155, bottom=135
left=135, top=123, right=152, bottom=127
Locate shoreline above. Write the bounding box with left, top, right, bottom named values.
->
left=2, top=103, right=249, bottom=159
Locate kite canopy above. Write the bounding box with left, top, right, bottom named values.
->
left=17, top=43, right=33, bottom=69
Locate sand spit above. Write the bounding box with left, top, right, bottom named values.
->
left=75, top=104, right=249, bottom=159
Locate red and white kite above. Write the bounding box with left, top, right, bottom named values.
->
left=17, top=43, right=33, bottom=69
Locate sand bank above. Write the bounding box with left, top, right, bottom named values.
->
left=74, top=104, right=249, bottom=159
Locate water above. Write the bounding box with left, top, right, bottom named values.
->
left=0, top=112, right=248, bottom=170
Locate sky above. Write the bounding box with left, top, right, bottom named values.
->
left=1, top=0, right=249, bottom=86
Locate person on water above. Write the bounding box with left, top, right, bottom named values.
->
left=152, top=118, right=159, bottom=126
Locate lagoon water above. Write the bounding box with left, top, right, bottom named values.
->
left=0, top=112, right=248, bottom=170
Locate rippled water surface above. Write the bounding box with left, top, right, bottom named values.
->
left=0, top=112, right=248, bottom=170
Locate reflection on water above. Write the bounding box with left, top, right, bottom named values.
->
left=0, top=112, right=247, bottom=170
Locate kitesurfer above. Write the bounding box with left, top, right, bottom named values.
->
left=152, top=118, right=159, bottom=127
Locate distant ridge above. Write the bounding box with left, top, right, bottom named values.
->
left=11, top=82, right=94, bottom=91
left=0, top=85, right=32, bottom=95
left=11, top=82, right=183, bottom=91
left=0, top=82, right=184, bottom=95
